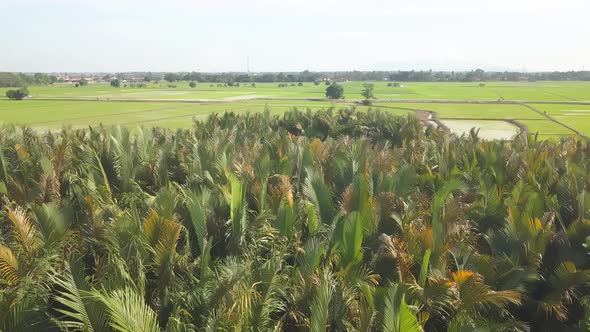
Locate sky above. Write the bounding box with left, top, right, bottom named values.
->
left=1, top=0, right=589, bottom=72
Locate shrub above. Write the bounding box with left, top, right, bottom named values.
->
left=5, top=87, right=29, bottom=100
left=361, top=83, right=375, bottom=100
left=189, top=81, right=197, bottom=88
left=325, top=83, right=344, bottom=99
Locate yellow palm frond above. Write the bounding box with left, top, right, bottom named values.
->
left=451, top=270, right=475, bottom=286
left=143, top=209, right=162, bottom=248
left=0, top=244, right=20, bottom=286
left=153, top=219, right=182, bottom=267
left=7, top=206, right=39, bottom=256
left=14, top=144, right=29, bottom=162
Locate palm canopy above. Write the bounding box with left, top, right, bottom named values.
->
left=0, top=107, right=589, bottom=331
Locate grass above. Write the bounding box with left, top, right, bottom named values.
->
left=0, top=99, right=393, bottom=130
left=1, top=81, right=590, bottom=137
left=530, top=104, right=590, bottom=136
left=2, top=81, right=590, bottom=101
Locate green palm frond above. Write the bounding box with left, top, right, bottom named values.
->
left=185, top=188, right=211, bottom=252
left=226, top=171, right=247, bottom=248
left=92, top=287, right=160, bottom=332
left=303, top=168, right=335, bottom=225
left=338, top=211, right=364, bottom=270
left=50, top=262, right=109, bottom=332
left=309, top=269, right=335, bottom=332
left=382, top=284, right=421, bottom=332
left=31, top=202, right=71, bottom=248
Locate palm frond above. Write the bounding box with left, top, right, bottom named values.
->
left=92, top=287, right=160, bottom=332
left=309, top=269, right=335, bottom=332
left=0, top=244, right=20, bottom=286
left=7, top=206, right=39, bottom=257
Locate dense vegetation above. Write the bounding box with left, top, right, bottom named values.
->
left=0, top=109, right=589, bottom=331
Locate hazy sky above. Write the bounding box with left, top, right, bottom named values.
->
left=1, top=0, right=588, bottom=72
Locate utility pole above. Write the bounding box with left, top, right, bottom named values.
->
left=247, top=56, right=250, bottom=74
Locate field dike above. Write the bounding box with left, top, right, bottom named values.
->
left=520, top=103, right=586, bottom=138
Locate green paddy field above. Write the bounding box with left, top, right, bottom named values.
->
left=1, top=81, right=589, bottom=138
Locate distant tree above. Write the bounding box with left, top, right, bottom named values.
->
left=251, top=83, right=256, bottom=87
left=34, top=73, right=50, bottom=85
left=5, top=87, right=29, bottom=100
left=297, top=82, right=303, bottom=86
left=479, top=83, right=486, bottom=87
left=110, top=79, right=120, bottom=87
left=325, top=83, right=344, bottom=99
left=325, top=81, right=331, bottom=86
left=164, top=73, right=179, bottom=82
left=79, top=78, right=88, bottom=86
left=74, top=83, right=80, bottom=88
left=361, top=83, right=375, bottom=100
left=314, top=81, right=320, bottom=86
left=0, top=72, right=25, bottom=87
left=189, top=81, right=197, bottom=88
left=392, top=82, right=400, bottom=87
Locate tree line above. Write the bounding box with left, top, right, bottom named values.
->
left=0, top=72, right=58, bottom=87
left=3, top=69, right=590, bottom=88
left=161, top=70, right=590, bottom=83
